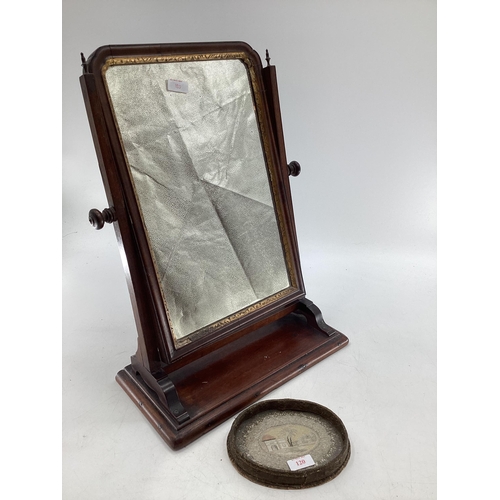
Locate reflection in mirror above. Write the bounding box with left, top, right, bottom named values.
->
left=105, top=58, right=290, bottom=343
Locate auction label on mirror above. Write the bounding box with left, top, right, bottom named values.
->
left=167, top=79, right=188, bottom=94
left=287, top=454, right=315, bottom=471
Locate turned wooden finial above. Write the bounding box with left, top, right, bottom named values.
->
left=265, top=49, right=271, bottom=67
left=287, top=161, right=301, bottom=177
left=88, top=207, right=116, bottom=230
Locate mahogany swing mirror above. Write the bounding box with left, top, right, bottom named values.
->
left=80, top=41, right=348, bottom=450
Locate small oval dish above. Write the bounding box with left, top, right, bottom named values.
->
left=227, top=399, right=351, bottom=489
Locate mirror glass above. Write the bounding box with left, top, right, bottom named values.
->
left=105, top=58, right=290, bottom=344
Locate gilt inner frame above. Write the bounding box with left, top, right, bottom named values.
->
left=101, top=52, right=300, bottom=348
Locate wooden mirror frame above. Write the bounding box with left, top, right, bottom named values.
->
left=80, top=41, right=348, bottom=449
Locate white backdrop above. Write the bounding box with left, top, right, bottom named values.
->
left=62, top=1, right=436, bottom=499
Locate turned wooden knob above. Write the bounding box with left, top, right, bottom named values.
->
left=88, top=207, right=116, bottom=230
left=287, top=161, right=301, bottom=177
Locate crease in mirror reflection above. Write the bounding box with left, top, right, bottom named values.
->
left=105, top=58, right=290, bottom=342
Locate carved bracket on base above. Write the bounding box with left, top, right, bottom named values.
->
left=131, top=357, right=190, bottom=424
left=295, top=298, right=339, bottom=337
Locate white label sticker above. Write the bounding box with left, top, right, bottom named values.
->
left=287, top=454, right=315, bottom=471
left=167, top=79, right=188, bottom=94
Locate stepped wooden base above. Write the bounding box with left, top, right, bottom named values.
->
left=116, top=310, right=348, bottom=450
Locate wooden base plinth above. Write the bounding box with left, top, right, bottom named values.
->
left=116, top=311, right=348, bottom=450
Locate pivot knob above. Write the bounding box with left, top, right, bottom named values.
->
left=88, top=207, right=116, bottom=230
left=287, top=161, right=301, bottom=177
